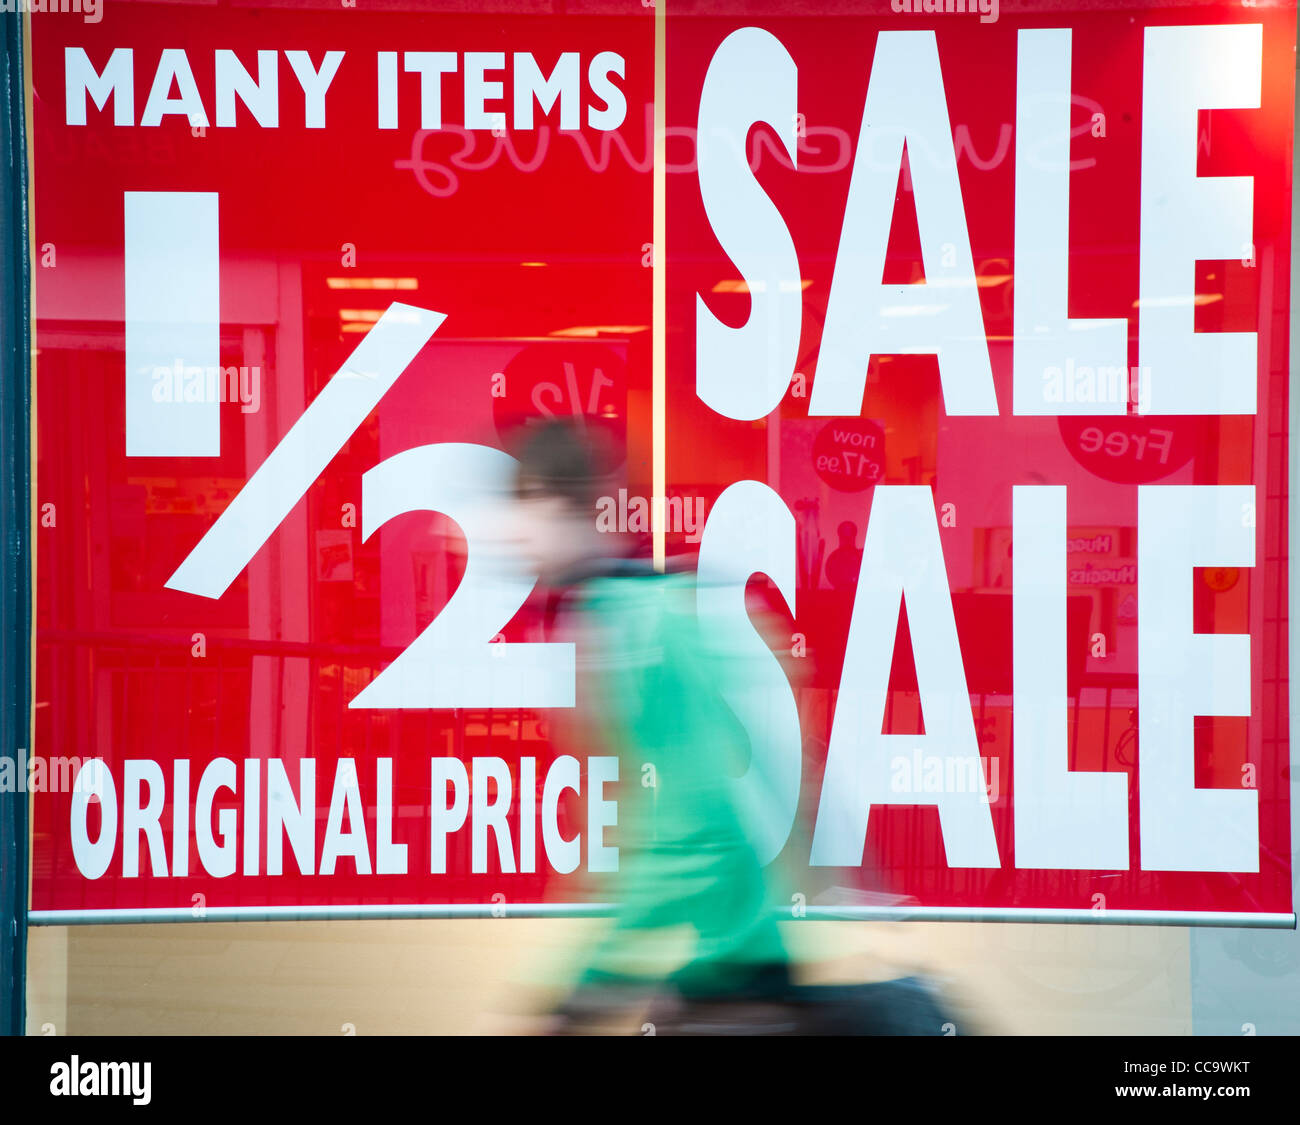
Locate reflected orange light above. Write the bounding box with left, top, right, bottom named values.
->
left=325, top=277, right=419, bottom=290
left=711, top=279, right=813, bottom=293
left=549, top=325, right=649, bottom=337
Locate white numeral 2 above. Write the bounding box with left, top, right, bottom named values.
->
left=349, top=443, right=575, bottom=709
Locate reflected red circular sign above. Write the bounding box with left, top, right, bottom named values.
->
left=813, top=417, right=886, bottom=492
left=1058, top=416, right=1204, bottom=484
left=492, top=342, right=628, bottom=463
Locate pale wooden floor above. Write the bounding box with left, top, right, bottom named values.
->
left=26, top=918, right=1193, bottom=1035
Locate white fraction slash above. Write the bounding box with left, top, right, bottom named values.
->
left=166, top=302, right=445, bottom=599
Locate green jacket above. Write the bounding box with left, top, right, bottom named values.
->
left=569, top=568, right=791, bottom=997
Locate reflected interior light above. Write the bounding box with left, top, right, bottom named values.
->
left=520, top=261, right=548, bottom=267
left=1131, top=294, right=1224, bottom=308
left=977, top=273, right=1013, bottom=287
left=712, top=278, right=813, bottom=293
left=326, top=277, right=418, bottom=290
left=339, top=307, right=422, bottom=332
left=549, top=325, right=649, bottom=337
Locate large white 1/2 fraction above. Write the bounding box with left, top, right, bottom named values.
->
left=161, top=292, right=575, bottom=709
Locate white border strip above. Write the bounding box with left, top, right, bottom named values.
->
left=26, top=905, right=1297, bottom=928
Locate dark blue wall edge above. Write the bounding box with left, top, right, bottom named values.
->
left=0, top=10, right=31, bottom=1039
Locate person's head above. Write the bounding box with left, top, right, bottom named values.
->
left=507, top=419, right=611, bottom=582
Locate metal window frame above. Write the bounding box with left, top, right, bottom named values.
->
left=0, top=9, right=30, bottom=1038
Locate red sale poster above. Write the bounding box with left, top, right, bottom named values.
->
left=26, top=0, right=1296, bottom=926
